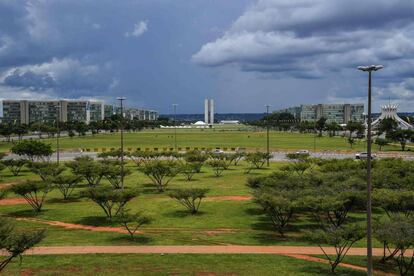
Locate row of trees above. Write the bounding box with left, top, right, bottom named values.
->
left=0, top=115, right=171, bottom=142
left=248, top=156, right=414, bottom=274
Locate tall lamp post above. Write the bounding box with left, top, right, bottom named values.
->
left=117, top=97, right=126, bottom=190
left=172, top=104, right=178, bottom=151
left=56, top=104, right=61, bottom=164
left=357, top=64, right=384, bottom=276
left=265, top=105, right=271, bottom=166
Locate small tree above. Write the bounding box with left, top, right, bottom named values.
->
left=387, top=130, right=414, bottom=151
left=49, top=175, right=81, bottom=200
left=229, top=152, right=245, bottom=166
left=169, top=188, right=209, bottom=214
left=315, top=117, right=327, bottom=137
left=102, top=162, right=132, bottom=189
left=207, top=160, right=226, bottom=177
left=347, top=137, right=355, bottom=148
left=9, top=181, right=51, bottom=213
left=254, top=190, right=298, bottom=235
left=115, top=210, right=151, bottom=240
left=27, top=162, right=65, bottom=181
left=66, top=156, right=104, bottom=187
left=375, top=138, right=389, bottom=151
left=11, top=140, right=53, bottom=162
left=180, top=162, right=199, bottom=181
left=307, top=224, right=365, bottom=273
left=1, top=159, right=27, bottom=176
left=140, top=160, right=180, bottom=192
left=244, top=152, right=270, bottom=173
left=0, top=217, right=45, bottom=271
left=374, top=216, right=414, bottom=276
left=82, top=187, right=138, bottom=219
left=183, top=151, right=208, bottom=173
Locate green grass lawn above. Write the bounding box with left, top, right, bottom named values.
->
left=0, top=156, right=400, bottom=275
left=3, top=254, right=368, bottom=275
left=1, top=129, right=408, bottom=152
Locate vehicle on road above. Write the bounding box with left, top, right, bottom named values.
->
left=355, top=152, right=377, bottom=160
left=295, top=150, right=309, bottom=155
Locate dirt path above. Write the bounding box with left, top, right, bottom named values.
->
left=282, top=254, right=396, bottom=276
left=0, top=198, right=26, bottom=205
left=205, top=196, right=252, bottom=202
left=15, top=218, right=130, bottom=234
left=15, top=217, right=237, bottom=235
left=5, top=245, right=406, bottom=256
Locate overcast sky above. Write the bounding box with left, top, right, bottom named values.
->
left=0, top=0, right=413, bottom=114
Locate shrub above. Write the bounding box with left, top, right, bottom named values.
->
left=180, top=162, right=199, bottom=181
left=11, top=140, right=53, bottom=161
left=0, top=217, right=45, bottom=271
left=244, top=152, right=271, bottom=173
left=102, top=161, right=132, bottom=189
left=66, top=156, right=104, bottom=187
left=115, top=210, right=151, bottom=239
left=169, top=188, right=209, bottom=214
left=82, top=187, right=138, bottom=219
left=306, top=224, right=365, bottom=273
left=140, top=160, right=181, bottom=192
left=9, top=181, right=51, bottom=213
left=1, top=159, right=27, bottom=176
left=27, top=162, right=65, bottom=181
left=207, top=160, right=226, bottom=177
left=49, top=175, right=81, bottom=200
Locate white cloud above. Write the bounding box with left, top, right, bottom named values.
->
left=193, top=0, right=414, bottom=80
left=125, top=20, right=148, bottom=38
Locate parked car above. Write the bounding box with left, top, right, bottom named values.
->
left=295, top=150, right=309, bottom=155
left=355, top=152, right=377, bottom=160
left=213, top=148, right=224, bottom=154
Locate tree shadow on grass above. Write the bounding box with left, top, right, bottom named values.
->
left=7, top=208, right=49, bottom=218
left=110, top=235, right=152, bottom=244
left=164, top=210, right=207, bottom=218
left=46, top=197, right=82, bottom=204
left=75, top=216, right=114, bottom=227
left=296, top=264, right=366, bottom=276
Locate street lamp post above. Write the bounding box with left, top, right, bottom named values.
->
left=173, top=104, right=178, bottom=151
left=117, top=97, right=126, bottom=190
left=265, top=105, right=271, bottom=166
left=357, top=64, right=384, bottom=276
left=56, top=104, right=61, bottom=164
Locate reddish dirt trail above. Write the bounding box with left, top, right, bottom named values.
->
left=15, top=217, right=237, bottom=235
left=10, top=245, right=405, bottom=256
left=205, top=196, right=252, bottom=202
left=282, top=254, right=396, bottom=276
left=0, top=198, right=26, bottom=205
left=15, top=217, right=130, bottom=234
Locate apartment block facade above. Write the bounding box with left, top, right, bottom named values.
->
left=278, top=103, right=364, bottom=124
left=2, top=100, right=105, bottom=124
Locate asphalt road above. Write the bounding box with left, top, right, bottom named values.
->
left=5, top=150, right=414, bottom=161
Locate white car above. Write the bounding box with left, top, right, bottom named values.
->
left=355, top=152, right=377, bottom=160
left=295, top=150, right=309, bottom=155
left=213, top=148, right=224, bottom=154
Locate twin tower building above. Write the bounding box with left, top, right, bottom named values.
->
left=204, top=99, right=214, bottom=125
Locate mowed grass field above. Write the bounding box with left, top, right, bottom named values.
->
left=0, top=128, right=407, bottom=152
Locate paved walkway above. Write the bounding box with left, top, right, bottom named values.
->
left=13, top=245, right=403, bottom=256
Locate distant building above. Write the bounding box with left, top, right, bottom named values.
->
left=204, top=99, right=214, bottom=124
left=277, top=103, right=364, bottom=124
left=372, top=104, right=413, bottom=130
left=219, top=120, right=240, bottom=124
left=2, top=99, right=158, bottom=124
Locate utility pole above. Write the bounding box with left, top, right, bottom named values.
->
left=357, top=64, right=384, bottom=276
left=173, top=104, right=178, bottom=151
left=56, top=104, right=61, bottom=164
left=265, top=105, right=271, bottom=166
left=117, top=97, right=126, bottom=190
